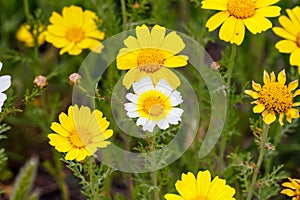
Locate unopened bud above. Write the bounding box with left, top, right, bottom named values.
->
left=34, top=75, right=48, bottom=89
left=210, top=61, right=221, bottom=70
left=133, top=3, right=140, bottom=9
left=69, top=73, right=81, bottom=85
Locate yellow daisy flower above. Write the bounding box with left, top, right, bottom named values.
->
left=116, top=24, right=189, bottom=89
left=16, top=23, right=45, bottom=47
left=48, top=105, right=113, bottom=161
left=201, top=0, right=281, bottom=45
left=45, top=5, right=105, bottom=55
left=281, top=178, right=300, bottom=200
left=125, top=76, right=183, bottom=132
left=273, top=6, right=300, bottom=74
left=164, top=170, right=236, bottom=200
left=245, top=70, right=300, bottom=126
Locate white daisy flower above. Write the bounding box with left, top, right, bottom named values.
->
left=0, top=62, right=11, bottom=112
left=124, top=76, right=184, bottom=132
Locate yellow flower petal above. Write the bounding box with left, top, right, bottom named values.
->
left=123, top=67, right=147, bottom=89
left=287, top=8, right=300, bottom=31
left=160, top=32, right=185, bottom=57
left=252, top=81, right=261, bottom=91
left=277, top=70, right=286, bottom=84
left=275, top=40, right=297, bottom=53
left=231, top=19, right=245, bottom=45
left=219, top=16, right=236, bottom=43
left=293, top=89, right=300, bottom=97
left=288, top=80, right=298, bottom=91
left=65, top=148, right=79, bottom=160
left=244, top=90, right=259, bottom=99
left=278, top=113, right=284, bottom=126
left=151, top=25, right=166, bottom=48
left=264, top=112, right=276, bottom=125
left=279, top=15, right=299, bottom=36
left=270, top=72, right=276, bottom=82
left=287, top=108, right=299, bottom=119
left=206, top=11, right=230, bottom=32
left=272, top=27, right=297, bottom=41
left=290, top=48, right=300, bottom=66
left=50, top=122, right=70, bottom=137
left=201, top=0, right=227, bottom=10
left=253, top=104, right=265, bottom=113
left=281, top=189, right=296, bottom=196
left=244, top=15, right=272, bottom=34
left=151, top=67, right=180, bottom=89
left=62, top=5, right=83, bottom=27
left=292, top=102, right=300, bottom=107
left=164, top=194, right=185, bottom=200
left=263, top=70, right=270, bottom=84
left=196, top=170, right=211, bottom=197
left=256, top=6, right=281, bottom=17
left=136, top=24, right=151, bottom=48
left=164, top=55, right=188, bottom=67
left=255, top=0, right=279, bottom=8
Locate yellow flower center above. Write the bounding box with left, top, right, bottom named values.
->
left=297, top=33, right=300, bottom=48
left=227, top=0, right=256, bottom=19
left=68, top=128, right=92, bottom=149
left=258, top=82, right=293, bottom=114
left=137, top=90, right=171, bottom=120
left=137, top=49, right=164, bottom=73
left=66, top=27, right=85, bottom=42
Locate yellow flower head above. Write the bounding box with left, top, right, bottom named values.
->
left=48, top=105, right=113, bottom=161
left=45, top=5, right=105, bottom=55
left=281, top=178, right=300, bottom=200
left=16, top=24, right=45, bottom=47
left=273, top=6, right=300, bottom=75
left=116, top=24, right=189, bottom=89
left=245, top=70, right=300, bottom=126
left=164, top=170, right=236, bottom=200
left=201, top=0, right=281, bottom=45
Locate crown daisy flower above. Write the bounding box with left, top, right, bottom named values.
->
left=281, top=178, right=300, bottom=200
left=16, top=23, right=45, bottom=47
left=0, top=62, right=11, bottom=113
left=48, top=105, right=113, bottom=161
left=201, top=0, right=281, bottom=45
left=45, top=5, right=105, bottom=55
left=116, top=24, right=188, bottom=89
left=245, top=70, right=300, bottom=126
left=164, top=170, right=236, bottom=200
left=273, top=6, right=300, bottom=75
left=124, top=76, right=183, bottom=132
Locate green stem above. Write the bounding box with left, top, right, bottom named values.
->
left=120, top=0, right=128, bottom=30
left=217, top=45, right=237, bottom=173
left=87, top=158, right=97, bottom=200
left=150, top=135, right=159, bottom=200
left=246, top=123, right=269, bottom=200
left=23, top=0, right=31, bottom=21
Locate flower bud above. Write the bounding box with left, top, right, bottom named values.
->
left=69, top=73, right=81, bottom=85
left=33, top=75, right=48, bottom=89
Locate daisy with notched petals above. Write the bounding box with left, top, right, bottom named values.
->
left=273, top=6, right=300, bottom=74
left=0, top=62, right=11, bottom=113
left=245, top=70, right=300, bottom=126
left=124, top=76, right=183, bottom=132
left=117, top=24, right=188, bottom=89
left=164, top=170, right=236, bottom=200
left=201, top=0, right=281, bottom=45
left=281, top=178, right=300, bottom=200
left=45, top=5, right=105, bottom=55
left=48, top=105, right=113, bottom=161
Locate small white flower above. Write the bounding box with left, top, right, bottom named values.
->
left=0, top=62, right=11, bottom=112
left=124, top=76, right=184, bottom=132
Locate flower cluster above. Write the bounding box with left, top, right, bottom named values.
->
left=0, top=62, right=11, bottom=113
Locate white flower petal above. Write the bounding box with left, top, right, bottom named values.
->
left=0, top=62, right=2, bottom=71
left=127, top=111, right=139, bottom=118
left=0, top=93, right=7, bottom=112
left=157, top=119, right=170, bottom=130
left=142, top=120, right=156, bottom=132
left=126, top=93, right=139, bottom=104
left=132, top=76, right=154, bottom=95
left=0, top=75, right=11, bottom=92
left=168, top=108, right=184, bottom=124
left=136, top=117, right=147, bottom=126
left=124, top=103, right=137, bottom=112
left=169, top=90, right=183, bottom=106
left=155, top=79, right=173, bottom=96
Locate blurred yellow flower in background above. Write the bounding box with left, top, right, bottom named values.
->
left=245, top=70, right=300, bottom=126
left=164, top=170, right=236, bottom=200
left=202, top=0, right=281, bottom=45
left=281, top=177, right=300, bottom=200
left=48, top=105, right=113, bottom=161
left=45, top=5, right=105, bottom=55
left=116, top=24, right=188, bottom=89
left=273, top=6, right=300, bottom=74
left=16, top=23, right=45, bottom=47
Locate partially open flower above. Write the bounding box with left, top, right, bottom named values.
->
left=34, top=75, right=48, bottom=89
left=69, top=73, right=81, bottom=85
